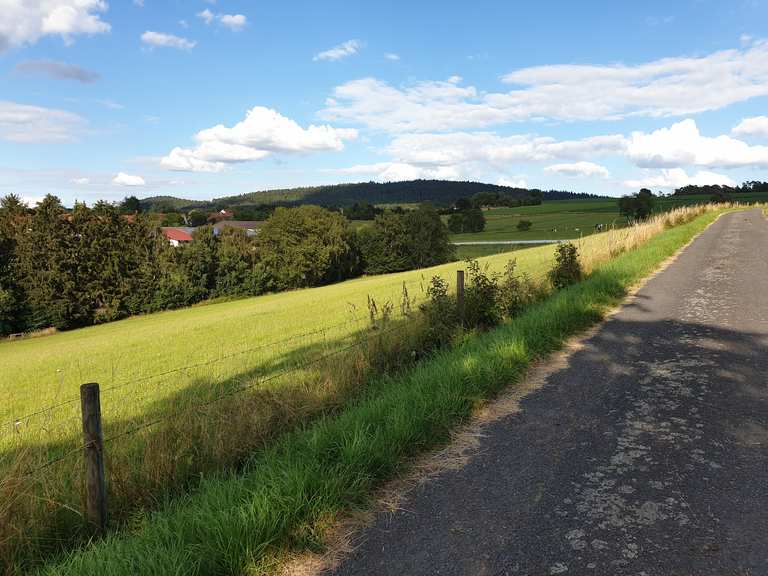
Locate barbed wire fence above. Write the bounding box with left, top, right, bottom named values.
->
left=1, top=262, right=554, bottom=534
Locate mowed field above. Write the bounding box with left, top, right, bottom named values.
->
left=0, top=243, right=553, bottom=449
left=448, top=199, right=627, bottom=243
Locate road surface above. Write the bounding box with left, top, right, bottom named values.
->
left=330, top=209, right=768, bottom=576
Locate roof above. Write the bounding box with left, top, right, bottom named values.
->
left=161, top=227, right=194, bottom=242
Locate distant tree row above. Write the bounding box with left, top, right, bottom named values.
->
left=139, top=180, right=602, bottom=213
left=0, top=196, right=453, bottom=336
left=673, top=181, right=768, bottom=197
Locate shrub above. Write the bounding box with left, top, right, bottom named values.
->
left=463, top=259, right=501, bottom=329
left=497, top=259, right=538, bottom=318
left=548, top=242, right=582, bottom=289
left=517, top=219, right=532, bottom=231
left=421, top=275, right=457, bottom=348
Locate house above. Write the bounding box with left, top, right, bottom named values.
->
left=161, top=227, right=194, bottom=247
left=207, top=209, right=234, bottom=224
left=213, top=220, right=261, bottom=237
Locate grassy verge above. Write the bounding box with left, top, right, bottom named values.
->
left=37, top=209, right=722, bottom=575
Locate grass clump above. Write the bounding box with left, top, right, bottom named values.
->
left=35, top=208, right=722, bottom=576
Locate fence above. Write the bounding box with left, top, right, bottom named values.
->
left=1, top=271, right=469, bottom=539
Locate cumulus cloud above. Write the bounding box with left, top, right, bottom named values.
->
left=161, top=106, right=358, bottom=172
left=112, top=172, right=146, bottom=186
left=322, top=41, right=768, bottom=130
left=141, top=31, right=196, bottom=50
left=624, top=168, right=735, bottom=190
left=497, top=176, right=527, bottom=188
left=0, top=0, right=110, bottom=52
left=219, top=14, right=247, bottom=31
left=626, top=119, right=768, bottom=169
left=197, top=10, right=247, bottom=30
left=544, top=161, right=610, bottom=178
left=732, top=116, right=768, bottom=138
left=14, top=59, right=100, bottom=83
left=334, top=162, right=462, bottom=182
left=314, top=40, right=360, bottom=62
left=385, top=132, right=625, bottom=169
left=197, top=9, right=215, bottom=24
left=329, top=131, right=625, bottom=183
left=0, top=101, right=86, bottom=143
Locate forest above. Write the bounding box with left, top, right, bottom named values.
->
left=140, top=179, right=602, bottom=213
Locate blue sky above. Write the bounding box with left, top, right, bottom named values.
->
left=2, top=0, right=768, bottom=206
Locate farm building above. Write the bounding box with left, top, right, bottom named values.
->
left=161, top=227, right=194, bottom=247
left=213, top=221, right=261, bottom=237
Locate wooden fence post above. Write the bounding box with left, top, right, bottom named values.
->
left=80, top=382, right=107, bottom=534
left=456, top=269, right=465, bottom=326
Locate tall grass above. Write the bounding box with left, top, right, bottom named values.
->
left=1, top=203, right=726, bottom=573
left=36, top=207, right=724, bottom=575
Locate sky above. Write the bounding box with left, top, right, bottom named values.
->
left=1, top=0, right=768, bottom=206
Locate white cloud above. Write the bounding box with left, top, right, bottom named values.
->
left=197, top=9, right=214, bottom=25
left=624, top=168, right=735, bottom=190
left=133, top=0, right=144, bottom=6
left=732, top=116, right=768, bottom=139
left=497, top=176, right=527, bottom=188
left=322, top=41, right=768, bottom=130
left=385, top=132, right=625, bottom=169
left=197, top=10, right=246, bottom=31
left=384, top=53, right=400, bottom=61
left=334, top=162, right=462, bottom=182
left=141, top=31, right=196, bottom=50
left=71, top=177, right=90, bottom=185
left=14, top=59, right=100, bottom=82
left=112, top=172, right=146, bottom=186
left=161, top=106, right=358, bottom=172
left=219, top=14, right=247, bottom=31
left=313, top=40, right=360, bottom=62
left=544, top=161, right=610, bottom=178
left=0, top=101, right=85, bottom=143
left=0, top=0, right=110, bottom=52
left=626, top=119, right=768, bottom=169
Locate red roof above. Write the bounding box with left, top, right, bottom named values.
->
left=162, top=228, right=193, bottom=242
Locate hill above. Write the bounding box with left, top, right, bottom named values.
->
left=140, top=180, right=604, bottom=212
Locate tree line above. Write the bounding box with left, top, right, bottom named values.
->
left=0, top=195, right=454, bottom=336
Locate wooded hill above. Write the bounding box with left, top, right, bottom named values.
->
left=140, top=179, right=603, bottom=212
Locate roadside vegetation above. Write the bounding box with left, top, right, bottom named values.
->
left=0, top=203, right=727, bottom=574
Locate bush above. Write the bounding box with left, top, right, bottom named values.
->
left=421, top=275, right=457, bottom=349
left=463, top=259, right=500, bottom=329
left=517, top=219, right=532, bottom=231
left=497, top=259, right=538, bottom=318
left=548, top=242, right=582, bottom=289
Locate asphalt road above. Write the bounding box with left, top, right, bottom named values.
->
left=330, top=209, right=768, bottom=576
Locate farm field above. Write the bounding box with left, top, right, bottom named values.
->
left=447, top=199, right=629, bottom=242
left=447, top=193, right=768, bottom=244
left=37, top=206, right=729, bottom=576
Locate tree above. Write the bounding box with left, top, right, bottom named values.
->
left=404, top=204, right=454, bottom=268
left=619, top=189, right=655, bottom=220
left=120, top=196, right=141, bottom=214
left=357, top=212, right=413, bottom=274
left=517, top=219, right=532, bottom=231
left=161, top=212, right=185, bottom=226
left=187, top=209, right=207, bottom=227
left=257, top=206, right=359, bottom=289
left=447, top=208, right=485, bottom=233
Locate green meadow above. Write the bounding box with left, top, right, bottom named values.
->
left=37, top=207, right=726, bottom=576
